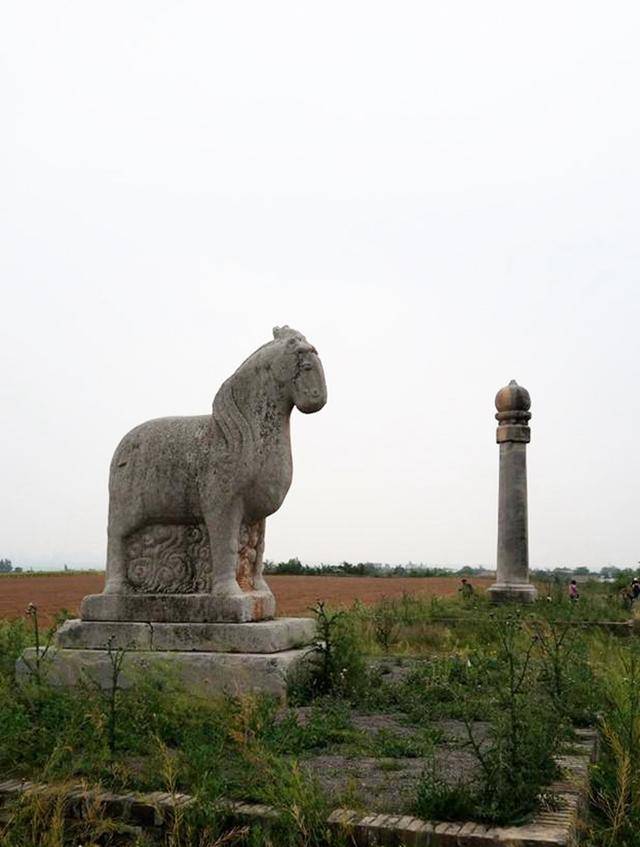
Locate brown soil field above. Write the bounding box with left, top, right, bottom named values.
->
left=0, top=573, right=493, bottom=627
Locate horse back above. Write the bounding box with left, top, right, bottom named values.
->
left=109, top=415, right=210, bottom=524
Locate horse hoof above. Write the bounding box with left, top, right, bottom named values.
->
left=211, top=579, right=244, bottom=598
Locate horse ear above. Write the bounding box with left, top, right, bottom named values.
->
left=273, top=325, right=291, bottom=340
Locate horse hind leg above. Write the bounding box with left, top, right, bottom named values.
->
left=205, top=502, right=245, bottom=598
left=235, top=519, right=269, bottom=593
left=236, top=520, right=255, bottom=591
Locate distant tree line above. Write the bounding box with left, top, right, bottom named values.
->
left=264, top=560, right=640, bottom=581
left=262, top=558, right=493, bottom=578
left=531, top=566, right=640, bottom=588
left=0, top=558, right=22, bottom=573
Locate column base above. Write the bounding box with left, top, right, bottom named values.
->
left=487, top=582, right=538, bottom=604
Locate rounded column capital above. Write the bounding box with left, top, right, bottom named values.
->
left=495, top=379, right=531, bottom=443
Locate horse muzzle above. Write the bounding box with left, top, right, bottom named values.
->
left=293, top=352, right=327, bottom=413
left=296, top=387, right=327, bottom=414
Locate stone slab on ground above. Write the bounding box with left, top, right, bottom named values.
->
left=55, top=617, right=316, bottom=654
left=16, top=646, right=311, bottom=701
left=80, top=590, right=276, bottom=624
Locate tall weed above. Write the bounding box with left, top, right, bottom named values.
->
left=589, top=639, right=640, bottom=846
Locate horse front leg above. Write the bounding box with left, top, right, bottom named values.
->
left=205, top=500, right=244, bottom=598
left=252, top=519, right=271, bottom=593
left=103, top=528, right=128, bottom=594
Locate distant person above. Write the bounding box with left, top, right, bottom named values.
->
left=568, top=579, right=579, bottom=602
left=459, top=578, right=474, bottom=601
left=631, top=578, right=640, bottom=602
left=620, top=586, right=634, bottom=611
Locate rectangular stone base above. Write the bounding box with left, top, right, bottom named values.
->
left=80, top=590, right=276, bottom=624
left=55, top=617, right=316, bottom=654
left=488, top=583, right=538, bottom=603
left=16, top=646, right=313, bottom=701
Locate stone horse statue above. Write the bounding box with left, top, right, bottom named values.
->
left=84, top=327, right=326, bottom=623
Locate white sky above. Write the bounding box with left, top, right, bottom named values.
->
left=2, top=2, right=639, bottom=570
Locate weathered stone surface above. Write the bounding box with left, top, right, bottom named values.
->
left=56, top=619, right=153, bottom=650
left=56, top=617, right=316, bottom=654
left=98, top=326, right=326, bottom=621
left=80, top=590, right=276, bottom=624
left=488, top=380, right=537, bottom=604
left=150, top=617, right=315, bottom=652
left=17, top=646, right=312, bottom=701
left=487, top=583, right=537, bottom=604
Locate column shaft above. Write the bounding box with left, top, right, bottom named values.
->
left=497, top=442, right=529, bottom=584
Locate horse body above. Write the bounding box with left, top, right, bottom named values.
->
left=103, top=327, right=326, bottom=602
left=109, top=415, right=211, bottom=530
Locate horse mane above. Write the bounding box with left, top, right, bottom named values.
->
left=211, top=338, right=277, bottom=461
left=211, top=379, right=253, bottom=461
left=211, top=327, right=303, bottom=462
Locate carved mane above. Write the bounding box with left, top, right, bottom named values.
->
left=211, top=340, right=272, bottom=464
left=211, top=327, right=302, bottom=466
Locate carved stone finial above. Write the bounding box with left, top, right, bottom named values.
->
left=495, top=379, right=531, bottom=422
left=494, top=379, right=531, bottom=443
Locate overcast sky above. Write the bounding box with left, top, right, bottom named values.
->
left=2, top=2, right=639, bottom=570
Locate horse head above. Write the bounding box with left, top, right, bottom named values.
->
left=271, top=326, right=327, bottom=414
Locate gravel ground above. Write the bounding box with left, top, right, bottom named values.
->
left=295, top=712, right=490, bottom=814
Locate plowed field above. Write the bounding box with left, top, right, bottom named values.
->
left=0, top=573, right=493, bottom=626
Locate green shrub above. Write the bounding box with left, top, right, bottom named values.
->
left=0, top=618, right=31, bottom=680
left=414, top=613, right=562, bottom=826
left=416, top=763, right=479, bottom=822
left=529, top=618, right=598, bottom=724
left=290, top=602, right=369, bottom=704
left=372, top=597, right=399, bottom=653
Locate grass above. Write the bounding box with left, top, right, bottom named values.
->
left=0, top=582, right=638, bottom=844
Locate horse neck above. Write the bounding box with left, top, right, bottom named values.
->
left=241, top=353, right=293, bottom=422
left=213, top=349, right=293, bottom=454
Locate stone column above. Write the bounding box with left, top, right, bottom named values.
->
left=488, top=380, right=537, bottom=604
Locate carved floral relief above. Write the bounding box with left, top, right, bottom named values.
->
left=124, top=520, right=263, bottom=594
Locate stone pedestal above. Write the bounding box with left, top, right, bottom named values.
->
left=488, top=380, right=537, bottom=604
left=17, top=647, right=311, bottom=701
left=55, top=617, right=315, bottom=653
left=17, top=618, right=316, bottom=701
left=80, top=590, right=276, bottom=624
